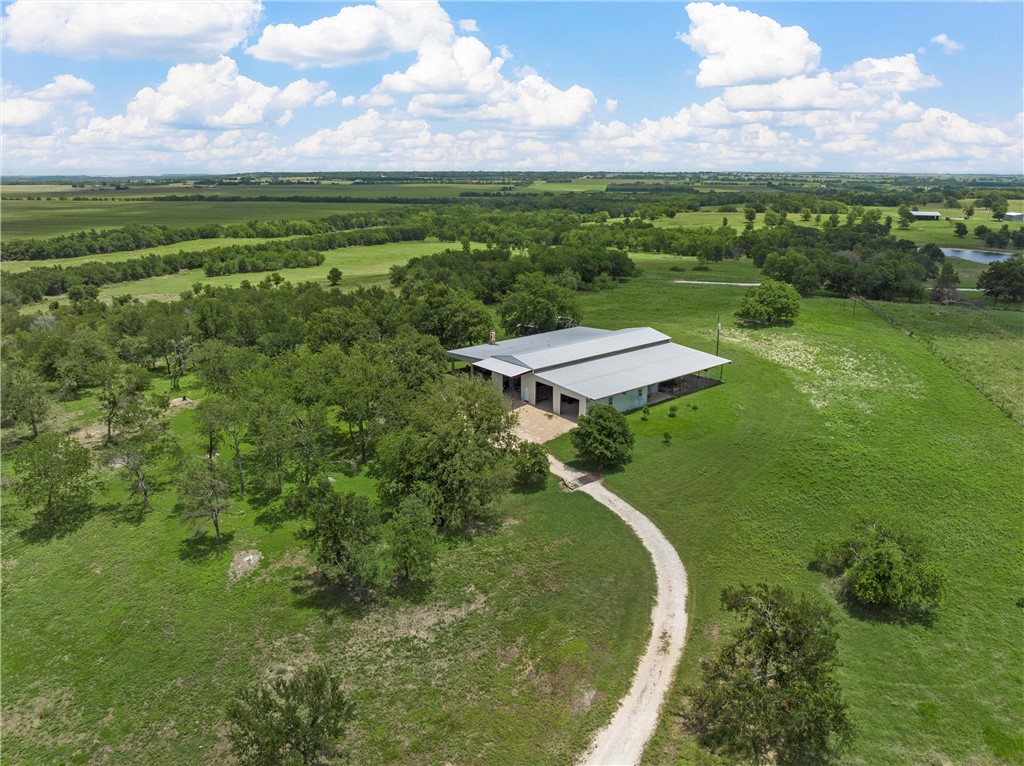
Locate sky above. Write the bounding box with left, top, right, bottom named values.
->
left=2, top=0, right=1022, bottom=175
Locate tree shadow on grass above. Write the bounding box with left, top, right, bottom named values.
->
left=289, top=571, right=373, bottom=622
left=253, top=499, right=298, bottom=532
left=838, top=599, right=937, bottom=628
left=178, top=531, right=235, bottom=562
left=18, top=500, right=100, bottom=543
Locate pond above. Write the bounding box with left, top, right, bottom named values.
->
left=941, top=248, right=1018, bottom=264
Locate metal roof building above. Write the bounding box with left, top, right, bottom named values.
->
left=448, top=326, right=730, bottom=417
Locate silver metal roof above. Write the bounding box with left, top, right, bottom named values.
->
left=507, top=327, right=669, bottom=371
left=535, top=343, right=730, bottom=401
left=473, top=357, right=530, bottom=377
left=447, top=326, right=613, bottom=364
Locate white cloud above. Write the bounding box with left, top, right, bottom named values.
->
left=248, top=1, right=451, bottom=68
left=314, top=91, right=338, bottom=107
left=2, top=98, right=54, bottom=128
left=837, top=54, right=940, bottom=92
left=33, top=74, right=95, bottom=101
left=65, top=57, right=327, bottom=153
left=722, top=73, right=878, bottom=112
left=931, top=33, right=964, bottom=53
left=605, top=98, right=618, bottom=113
left=1, top=0, right=261, bottom=60
left=1, top=74, right=95, bottom=129
left=892, top=107, right=1014, bottom=146
left=679, top=2, right=821, bottom=87
left=458, top=19, right=479, bottom=33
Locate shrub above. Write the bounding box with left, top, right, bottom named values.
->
left=511, top=440, right=549, bottom=489
left=662, top=432, right=672, bottom=445
left=569, top=404, right=634, bottom=470
left=812, top=519, right=946, bottom=616
left=668, top=405, right=678, bottom=418
left=641, top=405, right=650, bottom=421
left=736, top=278, right=801, bottom=324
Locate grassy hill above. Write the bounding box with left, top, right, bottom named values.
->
left=548, top=260, right=1023, bottom=764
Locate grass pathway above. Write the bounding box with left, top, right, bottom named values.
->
left=546, top=456, right=689, bottom=766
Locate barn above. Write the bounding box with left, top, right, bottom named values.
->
left=910, top=211, right=941, bottom=221
left=1004, top=212, right=1024, bottom=222
left=448, top=326, right=730, bottom=418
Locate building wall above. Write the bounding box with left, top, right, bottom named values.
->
left=586, top=387, right=649, bottom=414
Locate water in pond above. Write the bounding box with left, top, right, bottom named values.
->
left=941, top=248, right=1018, bottom=264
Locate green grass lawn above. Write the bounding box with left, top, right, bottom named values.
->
left=546, top=261, right=1023, bottom=765
left=1, top=389, right=655, bottom=764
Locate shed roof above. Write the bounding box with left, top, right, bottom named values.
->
left=448, top=326, right=612, bottom=364
left=535, top=343, right=730, bottom=401
left=506, top=327, right=669, bottom=371
left=473, top=356, right=530, bottom=378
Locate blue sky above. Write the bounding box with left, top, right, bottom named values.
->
left=2, top=1, right=1021, bottom=174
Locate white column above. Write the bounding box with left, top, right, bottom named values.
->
left=552, top=385, right=562, bottom=416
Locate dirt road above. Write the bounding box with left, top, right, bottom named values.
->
left=546, top=457, right=689, bottom=766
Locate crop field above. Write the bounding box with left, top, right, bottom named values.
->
left=547, top=260, right=1023, bottom=765
left=0, top=199, right=397, bottom=240
left=0, top=383, right=656, bottom=765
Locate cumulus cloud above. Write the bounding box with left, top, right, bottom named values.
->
left=248, top=1, right=451, bottom=68
left=837, top=54, right=940, bottom=92
left=1, top=74, right=95, bottom=129
left=458, top=19, right=479, bottom=33
left=931, top=33, right=964, bottom=53
left=329, top=6, right=597, bottom=129
left=722, top=73, right=878, bottom=111
left=1, top=0, right=261, bottom=60
left=605, top=98, right=618, bottom=113
left=679, top=2, right=821, bottom=87
left=71, top=56, right=326, bottom=147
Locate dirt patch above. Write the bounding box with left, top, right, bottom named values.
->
left=228, top=550, right=262, bottom=581
left=3, top=688, right=79, bottom=743
left=71, top=423, right=107, bottom=448
left=351, top=589, right=488, bottom=645
left=169, top=396, right=198, bottom=409
left=572, top=688, right=598, bottom=714
left=512, top=403, right=576, bottom=444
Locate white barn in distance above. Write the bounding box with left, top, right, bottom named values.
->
left=448, top=326, right=730, bottom=418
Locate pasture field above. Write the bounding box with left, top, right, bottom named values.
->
left=546, top=261, right=1023, bottom=764
left=1, top=182, right=506, bottom=201
left=0, top=384, right=656, bottom=765
left=0, top=237, right=294, bottom=274
left=647, top=207, right=1024, bottom=252
left=862, top=300, right=1024, bottom=425
left=18, top=240, right=472, bottom=312
left=0, top=199, right=396, bottom=240
left=520, top=181, right=608, bottom=192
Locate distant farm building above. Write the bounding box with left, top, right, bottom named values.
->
left=448, top=327, right=730, bottom=418
left=1005, top=212, right=1024, bottom=222
left=910, top=211, right=941, bottom=221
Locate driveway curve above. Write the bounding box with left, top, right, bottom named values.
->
left=546, top=457, right=689, bottom=766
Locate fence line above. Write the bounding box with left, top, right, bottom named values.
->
left=861, top=299, right=1021, bottom=426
